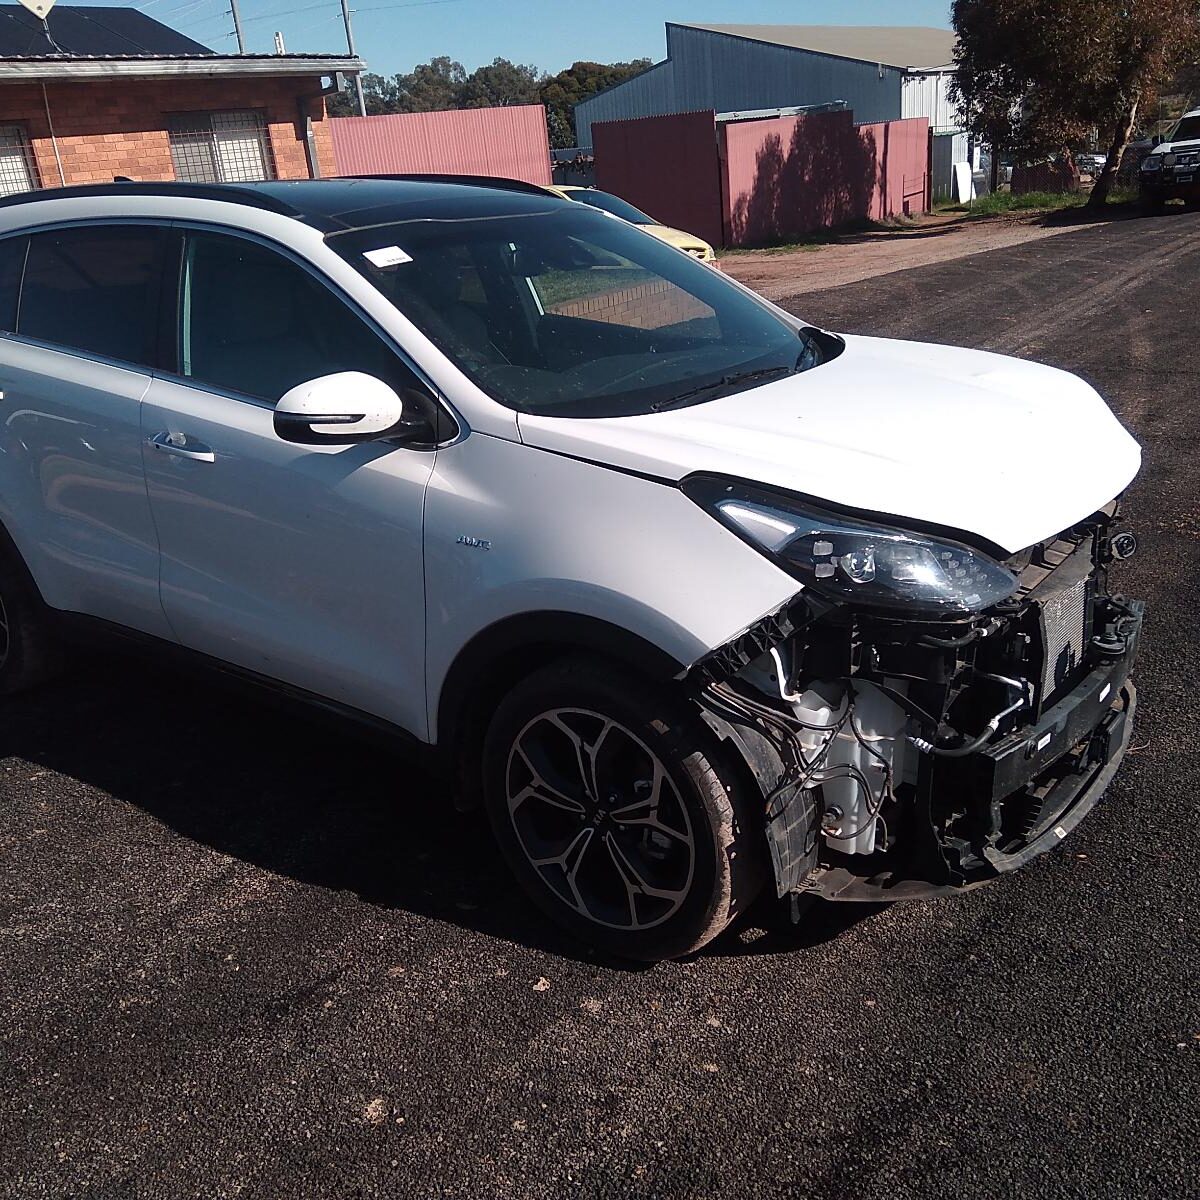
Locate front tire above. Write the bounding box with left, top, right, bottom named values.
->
left=482, top=657, right=765, bottom=961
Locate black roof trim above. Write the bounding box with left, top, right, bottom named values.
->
left=0, top=182, right=304, bottom=218
left=0, top=178, right=573, bottom=234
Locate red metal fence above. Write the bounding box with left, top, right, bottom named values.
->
left=594, top=109, right=931, bottom=249
left=592, top=111, right=726, bottom=249
left=329, top=105, right=552, bottom=185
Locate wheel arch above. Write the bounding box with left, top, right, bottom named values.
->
left=0, top=513, right=48, bottom=604
left=434, top=611, right=688, bottom=800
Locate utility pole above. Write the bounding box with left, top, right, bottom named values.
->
left=339, top=0, right=367, bottom=116
left=229, top=0, right=246, bottom=54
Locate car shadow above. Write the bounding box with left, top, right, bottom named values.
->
left=1035, top=200, right=1146, bottom=227
left=1, top=652, right=873, bottom=968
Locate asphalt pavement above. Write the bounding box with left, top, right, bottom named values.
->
left=2, top=210, right=1197, bottom=1200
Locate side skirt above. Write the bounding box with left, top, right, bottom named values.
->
left=53, top=611, right=442, bottom=772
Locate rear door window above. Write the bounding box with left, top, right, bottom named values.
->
left=19, top=225, right=167, bottom=367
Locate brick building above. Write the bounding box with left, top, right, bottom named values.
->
left=0, top=6, right=363, bottom=192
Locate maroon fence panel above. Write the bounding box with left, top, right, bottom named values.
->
left=329, top=105, right=552, bottom=184
left=721, top=111, right=931, bottom=247
left=592, top=111, right=723, bottom=250
left=856, top=116, right=931, bottom=221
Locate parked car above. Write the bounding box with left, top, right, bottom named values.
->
left=544, top=184, right=718, bottom=263
left=1078, top=152, right=1108, bottom=176
left=1139, top=109, right=1200, bottom=210
left=0, top=179, right=1143, bottom=961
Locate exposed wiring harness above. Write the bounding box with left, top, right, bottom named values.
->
left=705, top=672, right=895, bottom=845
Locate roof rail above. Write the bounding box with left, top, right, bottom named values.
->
left=0, top=181, right=303, bottom=217
left=343, top=173, right=558, bottom=198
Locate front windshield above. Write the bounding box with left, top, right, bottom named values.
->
left=1169, top=115, right=1200, bottom=142
left=569, top=190, right=655, bottom=224
left=331, top=207, right=831, bottom=419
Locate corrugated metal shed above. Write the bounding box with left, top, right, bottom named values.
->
left=329, top=106, right=552, bottom=185
left=577, top=23, right=962, bottom=148
left=901, top=73, right=958, bottom=132
left=684, top=25, right=957, bottom=70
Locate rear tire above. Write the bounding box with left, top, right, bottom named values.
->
left=0, top=541, right=61, bottom=695
left=482, top=656, right=765, bottom=961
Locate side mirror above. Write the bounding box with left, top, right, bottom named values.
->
left=274, top=372, right=424, bottom=445
left=1153, top=134, right=1164, bottom=147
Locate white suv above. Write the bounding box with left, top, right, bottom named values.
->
left=0, top=179, right=1144, bottom=961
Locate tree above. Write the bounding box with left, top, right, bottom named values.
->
left=461, top=58, right=545, bottom=108
left=538, top=59, right=652, bottom=148
left=327, top=57, right=469, bottom=116
left=951, top=0, right=1200, bottom=206
left=395, top=55, right=469, bottom=112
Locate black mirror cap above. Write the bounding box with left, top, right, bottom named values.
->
left=274, top=409, right=439, bottom=447
left=1153, top=134, right=1164, bottom=146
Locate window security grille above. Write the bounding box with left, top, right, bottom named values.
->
left=0, top=126, right=39, bottom=196
left=168, top=111, right=276, bottom=184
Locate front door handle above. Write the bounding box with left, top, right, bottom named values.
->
left=149, top=432, right=215, bottom=463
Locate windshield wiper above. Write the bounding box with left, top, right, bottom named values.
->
left=650, top=364, right=796, bottom=413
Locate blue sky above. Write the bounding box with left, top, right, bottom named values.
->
left=70, top=0, right=952, bottom=76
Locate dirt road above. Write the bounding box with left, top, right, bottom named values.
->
left=721, top=208, right=1138, bottom=300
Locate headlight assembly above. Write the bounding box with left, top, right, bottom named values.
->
left=1141, top=156, right=1162, bottom=172
left=685, top=477, right=1019, bottom=616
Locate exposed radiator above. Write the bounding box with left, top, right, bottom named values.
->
left=1040, top=576, right=1089, bottom=702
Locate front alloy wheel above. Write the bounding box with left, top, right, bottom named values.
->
left=506, top=708, right=696, bottom=932
left=483, top=658, right=764, bottom=960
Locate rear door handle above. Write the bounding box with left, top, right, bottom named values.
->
left=149, top=432, right=215, bottom=463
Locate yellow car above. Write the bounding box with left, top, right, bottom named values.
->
left=544, top=184, right=718, bottom=264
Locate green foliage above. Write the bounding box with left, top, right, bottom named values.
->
left=461, top=58, right=544, bottom=109
left=326, top=54, right=653, bottom=149
left=944, top=186, right=1141, bottom=216
left=957, top=190, right=1086, bottom=215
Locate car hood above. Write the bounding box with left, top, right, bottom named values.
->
left=1150, top=137, right=1200, bottom=156
left=516, top=335, right=1142, bottom=554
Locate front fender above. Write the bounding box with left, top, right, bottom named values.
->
left=422, top=433, right=799, bottom=742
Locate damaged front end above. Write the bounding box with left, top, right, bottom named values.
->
left=690, top=502, right=1143, bottom=903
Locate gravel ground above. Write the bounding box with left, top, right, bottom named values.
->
left=2, top=211, right=1198, bottom=1200
left=719, top=206, right=1138, bottom=300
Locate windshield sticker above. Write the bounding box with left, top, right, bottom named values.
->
left=362, top=245, right=413, bottom=268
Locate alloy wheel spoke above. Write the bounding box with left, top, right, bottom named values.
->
left=608, top=763, right=689, bottom=843
left=510, top=743, right=587, bottom=817
left=531, top=825, right=597, bottom=917
left=546, top=712, right=613, bottom=802
left=604, top=830, right=689, bottom=911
